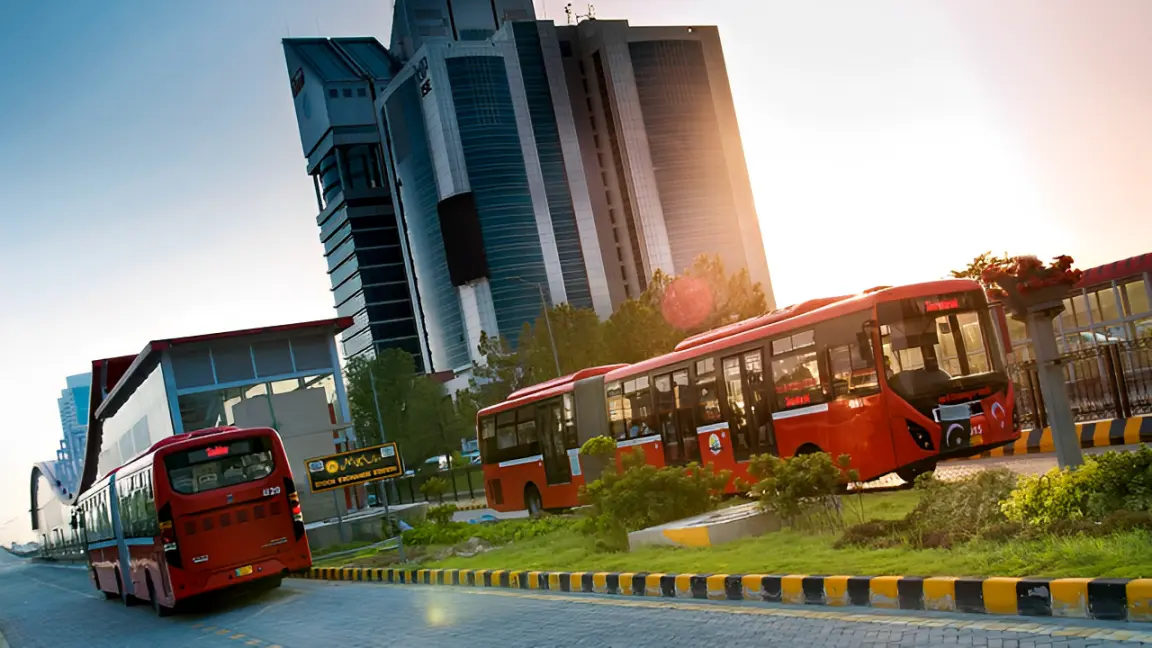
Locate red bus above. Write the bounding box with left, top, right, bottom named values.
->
left=478, top=279, right=1020, bottom=514
left=75, top=426, right=311, bottom=615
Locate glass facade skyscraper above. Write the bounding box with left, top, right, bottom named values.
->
left=283, top=4, right=775, bottom=380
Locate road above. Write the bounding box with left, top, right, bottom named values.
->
left=2, top=551, right=1149, bottom=647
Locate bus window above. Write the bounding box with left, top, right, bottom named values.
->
left=624, top=376, right=655, bottom=438
left=771, top=330, right=825, bottom=411
left=654, top=374, right=680, bottom=460
left=515, top=407, right=538, bottom=448
left=496, top=412, right=517, bottom=451
left=164, top=436, right=276, bottom=495
left=562, top=394, right=577, bottom=450
left=606, top=382, right=627, bottom=440
left=744, top=350, right=776, bottom=456
left=480, top=417, right=496, bottom=463
left=828, top=344, right=879, bottom=398
left=694, top=358, right=723, bottom=426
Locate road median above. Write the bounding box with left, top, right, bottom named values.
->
left=293, top=565, right=1152, bottom=624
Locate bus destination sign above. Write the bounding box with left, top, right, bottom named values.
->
left=304, top=442, right=404, bottom=493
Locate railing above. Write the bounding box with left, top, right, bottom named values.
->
left=1009, top=337, right=1152, bottom=429
left=387, top=465, right=486, bottom=506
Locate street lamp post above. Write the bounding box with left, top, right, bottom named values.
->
left=510, top=276, right=562, bottom=377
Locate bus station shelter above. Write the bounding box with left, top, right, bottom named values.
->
left=31, top=318, right=365, bottom=552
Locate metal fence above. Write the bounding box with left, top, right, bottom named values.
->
left=388, top=465, right=485, bottom=506
left=1009, top=337, right=1152, bottom=430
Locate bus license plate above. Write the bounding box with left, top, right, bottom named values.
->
left=235, top=565, right=253, bottom=577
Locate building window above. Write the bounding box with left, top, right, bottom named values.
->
left=342, top=88, right=352, bottom=98
left=329, top=88, right=338, bottom=98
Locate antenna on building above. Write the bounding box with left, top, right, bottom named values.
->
left=565, top=3, right=573, bottom=25
left=566, top=3, right=595, bottom=24
left=315, top=18, right=322, bottom=36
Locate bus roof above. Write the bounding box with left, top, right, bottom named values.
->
left=673, top=294, right=852, bottom=353
left=605, top=278, right=981, bottom=382
left=479, top=364, right=627, bottom=417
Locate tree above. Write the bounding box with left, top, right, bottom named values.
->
left=344, top=348, right=469, bottom=466
left=951, top=251, right=1012, bottom=283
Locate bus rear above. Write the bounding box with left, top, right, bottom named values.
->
left=156, top=428, right=310, bottom=603
left=876, top=286, right=1019, bottom=478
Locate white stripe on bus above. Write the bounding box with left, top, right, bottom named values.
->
left=771, top=403, right=830, bottom=420
left=498, top=454, right=543, bottom=468
left=616, top=435, right=660, bottom=448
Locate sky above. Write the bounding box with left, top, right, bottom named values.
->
left=1, top=0, right=1150, bottom=543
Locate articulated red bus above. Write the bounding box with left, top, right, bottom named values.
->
left=75, top=426, right=310, bottom=615
left=478, top=279, right=1020, bottom=514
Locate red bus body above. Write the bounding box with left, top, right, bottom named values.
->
left=479, top=279, right=1020, bottom=513
left=76, top=426, right=311, bottom=612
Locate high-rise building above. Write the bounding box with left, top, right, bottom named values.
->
left=282, top=5, right=774, bottom=377
left=54, top=373, right=90, bottom=493
left=555, top=20, right=774, bottom=306
left=282, top=37, right=431, bottom=371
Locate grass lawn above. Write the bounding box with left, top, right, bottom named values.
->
left=412, top=490, right=1152, bottom=579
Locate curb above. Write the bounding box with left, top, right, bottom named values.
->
left=963, top=415, right=1151, bottom=460
left=294, top=567, right=1152, bottom=623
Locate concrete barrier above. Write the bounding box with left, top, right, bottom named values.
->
left=627, top=502, right=781, bottom=549
left=294, top=567, right=1152, bottom=624
left=964, top=415, right=1152, bottom=460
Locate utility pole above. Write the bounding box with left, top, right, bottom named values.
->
left=366, top=365, right=394, bottom=523
left=511, top=276, right=562, bottom=377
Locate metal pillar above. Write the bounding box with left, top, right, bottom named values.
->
left=1023, top=306, right=1083, bottom=469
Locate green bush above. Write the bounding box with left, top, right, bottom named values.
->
left=1002, top=447, right=1152, bottom=527
left=401, top=515, right=576, bottom=547
left=420, top=476, right=449, bottom=501
left=427, top=503, right=458, bottom=526
left=838, top=469, right=1017, bottom=549
left=580, top=435, right=617, bottom=457
left=578, top=448, right=729, bottom=550
left=746, top=452, right=851, bottom=532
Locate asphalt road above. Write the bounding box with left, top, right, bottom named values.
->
left=2, top=551, right=1150, bottom=647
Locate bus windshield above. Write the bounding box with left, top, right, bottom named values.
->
left=877, top=291, right=1006, bottom=402
left=165, top=436, right=276, bottom=495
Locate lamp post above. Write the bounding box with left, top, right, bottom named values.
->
left=510, top=276, right=562, bottom=377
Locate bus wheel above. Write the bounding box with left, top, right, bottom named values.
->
left=524, top=485, right=543, bottom=519
left=147, top=575, right=173, bottom=617
left=795, top=444, right=822, bottom=456
left=897, top=463, right=936, bottom=484
left=115, top=568, right=135, bottom=607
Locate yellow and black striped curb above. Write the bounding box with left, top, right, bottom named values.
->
left=294, top=567, right=1152, bottom=623
left=965, top=415, right=1151, bottom=460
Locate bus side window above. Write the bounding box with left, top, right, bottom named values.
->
left=515, top=406, right=538, bottom=451
left=480, top=417, right=497, bottom=463
left=624, top=376, right=654, bottom=439
left=562, top=394, right=577, bottom=450
left=770, top=330, right=825, bottom=410
left=606, top=382, right=627, bottom=440
left=495, top=412, right=517, bottom=458
left=829, top=344, right=879, bottom=398
left=694, top=357, right=722, bottom=426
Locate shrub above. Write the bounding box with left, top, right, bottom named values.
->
left=580, top=435, right=617, bottom=457
left=1001, top=447, right=1152, bottom=527
left=906, top=469, right=1017, bottom=545
left=426, top=503, right=458, bottom=526
left=837, top=469, right=1017, bottom=549
left=746, top=451, right=851, bottom=532
left=401, top=515, right=576, bottom=547
left=578, top=448, right=729, bottom=550
left=420, top=476, right=450, bottom=501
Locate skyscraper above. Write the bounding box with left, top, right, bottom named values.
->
left=282, top=4, right=775, bottom=379
left=54, top=373, right=90, bottom=493
left=555, top=20, right=775, bottom=307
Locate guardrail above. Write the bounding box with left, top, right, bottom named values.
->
left=1010, top=337, right=1152, bottom=430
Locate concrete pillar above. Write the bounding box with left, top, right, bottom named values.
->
left=1023, top=305, right=1083, bottom=469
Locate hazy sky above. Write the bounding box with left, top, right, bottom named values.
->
left=1, top=0, right=1150, bottom=542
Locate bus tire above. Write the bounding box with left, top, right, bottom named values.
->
left=795, top=444, right=822, bottom=456
left=524, top=484, right=543, bottom=519
left=115, top=568, right=135, bottom=607
left=147, top=574, right=173, bottom=617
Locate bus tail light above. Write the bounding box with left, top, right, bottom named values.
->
left=158, top=503, right=183, bottom=569
left=284, top=477, right=306, bottom=540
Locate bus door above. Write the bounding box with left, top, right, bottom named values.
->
left=655, top=370, right=700, bottom=464
left=538, top=400, right=572, bottom=485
